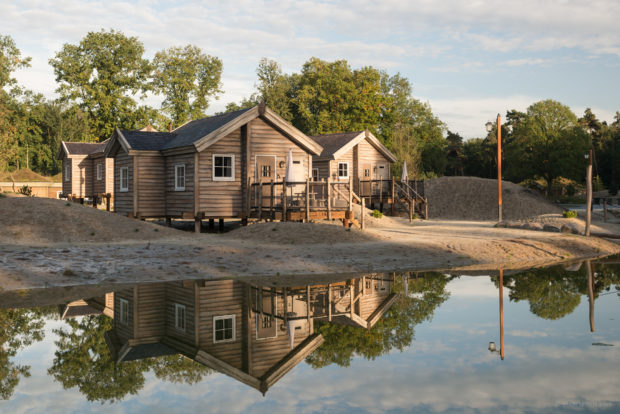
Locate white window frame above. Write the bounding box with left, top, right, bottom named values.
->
left=337, top=162, right=349, bottom=180
left=64, top=165, right=70, bottom=182
left=174, top=303, right=186, bottom=332
left=213, top=315, right=236, bottom=343
left=174, top=163, right=186, bottom=191
left=96, top=163, right=103, bottom=181
left=212, top=154, right=235, bottom=181
left=119, top=298, right=129, bottom=325
left=119, top=167, right=129, bottom=192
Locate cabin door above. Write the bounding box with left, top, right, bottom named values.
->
left=256, top=155, right=276, bottom=208
left=376, top=163, right=389, bottom=196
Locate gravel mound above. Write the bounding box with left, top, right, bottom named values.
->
left=425, top=176, right=562, bottom=220
left=0, top=196, right=191, bottom=244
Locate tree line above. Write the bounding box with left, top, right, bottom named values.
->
left=1, top=30, right=619, bottom=194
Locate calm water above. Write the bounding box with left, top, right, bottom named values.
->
left=1, top=257, right=619, bottom=413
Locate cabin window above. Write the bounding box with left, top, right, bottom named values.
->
left=120, top=167, right=128, bottom=192
left=64, top=165, right=70, bottom=181
left=119, top=298, right=129, bottom=325
left=261, top=165, right=271, bottom=178
left=175, top=303, right=186, bottom=332
left=175, top=164, right=186, bottom=191
left=213, top=154, right=235, bottom=181
left=364, top=168, right=370, bottom=178
left=96, top=163, right=103, bottom=181
left=338, top=162, right=349, bottom=180
left=213, top=315, right=235, bottom=343
left=312, top=168, right=319, bottom=181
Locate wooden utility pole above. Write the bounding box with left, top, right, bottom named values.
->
left=586, top=149, right=593, bottom=236
left=497, top=114, right=502, bottom=222
left=586, top=260, right=595, bottom=332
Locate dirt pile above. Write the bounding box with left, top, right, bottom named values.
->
left=425, top=176, right=562, bottom=221
left=0, top=196, right=191, bottom=245
left=223, top=221, right=381, bottom=244
left=0, top=169, right=57, bottom=182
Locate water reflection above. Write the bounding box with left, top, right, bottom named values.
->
left=0, top=257, right=618, bottom=411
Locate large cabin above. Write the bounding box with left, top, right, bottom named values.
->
left=104, top=104, right=322, bottom=222
left=57, top=140, right=113, bottom=199
left=105, top=276, right=397, bottom=393
left=309, top=130, right=397, bottom=195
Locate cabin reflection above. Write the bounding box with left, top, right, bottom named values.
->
left=104, top=275, right=397, bottom=394
left=57, top=293, right=114, bottom=320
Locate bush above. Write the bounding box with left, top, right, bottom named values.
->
left=562, top=210, right=577, bottom=218
left=565, top=183, right=576, bottom=197
left=372, top=210, right=383, bottom=219
left=18, top=185, right=33, bottom=196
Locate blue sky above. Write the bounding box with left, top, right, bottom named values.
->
left=2, top=0, right=619, bottom=138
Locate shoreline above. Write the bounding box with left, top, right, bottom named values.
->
left=1, top=219, right=618, bottom=292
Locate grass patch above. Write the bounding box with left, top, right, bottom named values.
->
left=372, top=210, right=383, bottom=219
left=562, top=210, right=578, bottom=218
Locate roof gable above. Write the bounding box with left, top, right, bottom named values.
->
left=57, top=140, right=108, bottom=159
left=309, top=130, right=397, bottom=162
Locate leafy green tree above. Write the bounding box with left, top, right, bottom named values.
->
left=48, top=315, right=150, bottom=403
left=445, top=131, right=465, bottom=176
left=151, top=354, right=212, bottom=385
left=152, top=45, right=222, bottom=126
left=306, top=273, right=450, bottom=368
left=504, top=99, right=589, bottom=194
left=253, top=58, right=293, bottom=120
left=463, top=138, right=494, bottom=178
left=49, top=29, right=152, bottom=140
left=0, top=309, right=46, bottom=400
left=0, top=34, right=31, bottom=90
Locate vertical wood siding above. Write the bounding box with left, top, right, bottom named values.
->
left=165, top=153, right=194, bottom=217
left=135, top=283, right=166, bottom=339
left=135, top=155, right=166, bottom=217
left=114, top=151, right=133, bottom=215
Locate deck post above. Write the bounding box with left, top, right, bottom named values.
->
left=327, top=284, right=332, bottom=321
left=305, top=178, right=310, bottom=222
left=603, top=198, right=608, bottom=222
left=409, top=199, right=413, bottom=223
left=209, top=218, right=214, bottom=230
left=106, top=194, right=111, bottom=211
left=258, top=181, right=263, bottom=221
left=270, top=180, right=274, bottom=221
left=218, top=218, right=224, bottom=232
left=326, top=177, right=332, bottom=220
left=391, top=177, right=396, bottom=216
left=348, top=176, right=353, bottom=211
left=361, top=198, right=366, bottom=229
left=379, top=177, right=383, bottom=205
left=92, top=195, right=97, bottom=208
left=166, top=217, right=172, bottom=227
left=425, top=197, right=429, bottom=220
left=194, top=217, right=201, bottom=233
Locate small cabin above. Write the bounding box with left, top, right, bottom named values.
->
left=309, top=130, right=397, bottom=194
left=57, top=140, right=113, bottom=199
left=104, top=104, right=322, bottom=222
left=105, top=276, right=397, bottom=393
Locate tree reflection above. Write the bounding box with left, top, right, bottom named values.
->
left=0, top=308, right=46, bottom=400
left=497, top=261, right=620, bottom=320
left=48, top=314, right=212, bottom=403
left=306, top=272, right=450, bottom=368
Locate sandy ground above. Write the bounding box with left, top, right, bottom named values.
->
left=1, top=191, right=619, bottom=293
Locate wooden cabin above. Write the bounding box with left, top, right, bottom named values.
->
left=104, top=104, right=322, bottom=225
left=57, top=140, right=113, bottom=200
left=105, top=275, right=397, bottom=394
left=309, top=129, right=397, bottom=194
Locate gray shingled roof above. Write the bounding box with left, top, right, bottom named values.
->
left=118, top=108, right=254, bottom=151
left=64, top=141, right=108, bottom=155
left=120, top=131, right=177, bottom=151
left=309, top=131, right=363, bottom=158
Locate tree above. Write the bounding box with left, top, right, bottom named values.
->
left=49, top=29, right=152, bottom=140
left=152, top=45, right=222, bottom=127
left=0, top=34, right=31, bottom=90
left=254, top=58, right=293, bottom=121
left=504, top=99, right=589, bottom=194
left=445, top=131, right=465, bottom=176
